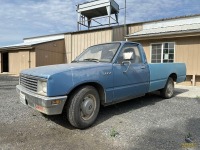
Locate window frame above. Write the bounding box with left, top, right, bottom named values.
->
left=115, top=43, right=143, bottom=64
left=150, top=42, right=176, bottom=63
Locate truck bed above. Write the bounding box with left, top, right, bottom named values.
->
left=148, top=63, right=186, bottom=92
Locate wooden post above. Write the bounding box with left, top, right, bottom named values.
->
left=193, top=75, right=196, bottom=86
left=0, top=52, right=1, bottom=73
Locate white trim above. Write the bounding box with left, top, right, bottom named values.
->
left=24, top=34, right=64, bottom=43
left=143, top=16, right=200, bottom=30
left=161, top=43, right=163, bottom=63
left=150, top=44, right=152, bottom=63
left=174, top=42, right=176, bottom=63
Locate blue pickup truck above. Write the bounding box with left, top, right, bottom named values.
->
left=16, top=41, right=186, bottom=129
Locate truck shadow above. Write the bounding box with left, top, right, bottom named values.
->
left=95, top=89, right=189, bottom=127
left=44, top=89, right=189, bottom=129
left=173, top=88, right=189, bottom=97
left=45, top=93, right=164, bottom=129
left=96, top=94, right=163, bottom=126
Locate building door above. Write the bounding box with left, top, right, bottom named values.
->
left=2, top=52, right=9, bottom=72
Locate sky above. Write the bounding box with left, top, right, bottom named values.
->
left=0, top=0, right=200, bottom=47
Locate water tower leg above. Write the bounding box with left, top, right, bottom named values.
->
left=115, top=13, right=118, bottom=24
left=106, top=6, right=111, bottom=26
left=77, top=13, right=81, bottom=31
left=88, top=18, right=91, bottom=29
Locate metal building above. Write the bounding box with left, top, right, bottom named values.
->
left=0, top=14, right=200, bottom=86
left=0, top=34, right=65, bottom=74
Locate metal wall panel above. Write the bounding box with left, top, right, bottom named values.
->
left=132, top=36, right=200, bottom=76
left=175, top=36, right=200, bottom=75
left=19, top=51, right=30, bottom=71
left=64, top=34, right=72, bottom=63
left=65, top=29, right=113, bottom=62
left=9, top=52, right=20, bottom=74
left=30, top=51, right=36, bottom=68
left=0, top=53, right=1, bottom=73
left=128, top=24, right=143, bottom=35
left=9, top=51, right=31, bottom=74
left=112, top=26, right=126, bottom=41
left=35, top=40, right=65, bottom=67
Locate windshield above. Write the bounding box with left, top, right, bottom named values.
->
left=74, top=43, right=121, bottom=63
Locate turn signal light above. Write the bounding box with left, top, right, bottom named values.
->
left=51, top=100, right=61, bottom=105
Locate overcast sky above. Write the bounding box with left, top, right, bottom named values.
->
left=0, top=0, right=200, bottom=46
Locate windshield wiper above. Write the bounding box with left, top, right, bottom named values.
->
left=71, top=60, right=79, bottom=63
left=83, top=58, right=100, bottom=62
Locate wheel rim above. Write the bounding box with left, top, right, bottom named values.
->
left=166, top=81, right=174, bottom=96
left=80, top=94, right=96, bottom=121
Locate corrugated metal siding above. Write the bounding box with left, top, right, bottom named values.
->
left=65, top=34, right=72, bottom=63
left=175, top=36, right=200, bottom=75
left=30, top=51, right=36, bottom=68
left=9, top=52, right=19, bottom=74
left=35, top=40, right=65, bottom=67
left=128, top=24, right=143, bottom=34
left=19, top=51, right=30, bottom=72
left=132, top=36, right=200, bottom=76
left=0, top=53, right=1, bottom=72
left=138, top=41, right=151, bottom=63
left=65, top=29, right=112, bottom=62
left=9, top=51, right=31, bottom=74
left=112, top=26, right=125, bottom=41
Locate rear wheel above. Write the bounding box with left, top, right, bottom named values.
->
left=66, top=86, right=100, bottom=129
left=161, top=77, right=174, bottom=99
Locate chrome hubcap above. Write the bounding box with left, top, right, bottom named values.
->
left=81, top=94, right=96, bottom=120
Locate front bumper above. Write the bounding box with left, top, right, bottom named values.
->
left=16, top=85, right=67, bottom=115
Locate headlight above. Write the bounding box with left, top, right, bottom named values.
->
left=37, top=80, right=47, bottom=96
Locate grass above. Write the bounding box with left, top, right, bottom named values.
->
left=110, top=128, right=119, bottom=137
left=196, top=96, right=200, bottom=100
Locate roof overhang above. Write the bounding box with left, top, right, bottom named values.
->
left=0, top=45, right=34, bottom=51
left=126, top=23, right=200, bottom=41
left=126, top=29, right=200, bottom=41
left=0, top=36, right=64, bottom=51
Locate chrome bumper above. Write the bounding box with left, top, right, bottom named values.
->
left=16, top=85, right=67, bottom=115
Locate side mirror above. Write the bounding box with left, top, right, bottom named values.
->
left=123, top=52, right=134, bottom=60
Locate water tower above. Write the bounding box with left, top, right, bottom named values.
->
left=77, top=0, right=119, bottom=30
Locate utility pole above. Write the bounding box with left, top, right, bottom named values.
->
left=124, top=0, right=127, bottom=36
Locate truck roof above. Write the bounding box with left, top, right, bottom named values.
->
left=92, top=41, right=140, bottom=46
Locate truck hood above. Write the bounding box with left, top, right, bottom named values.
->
left=21, top=62, right=109, bottom=78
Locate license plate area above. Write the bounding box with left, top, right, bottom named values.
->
left=20, top=92, right=27, bottom=105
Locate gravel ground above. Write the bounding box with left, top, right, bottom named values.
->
left=0, top=75, right=200, bottom=150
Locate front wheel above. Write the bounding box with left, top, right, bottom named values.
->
left=66, top=86, right=100, bottom=129
left=160, top=77, right=174, bottom=99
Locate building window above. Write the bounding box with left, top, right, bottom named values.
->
left=151, top=42, right=175, bottom=63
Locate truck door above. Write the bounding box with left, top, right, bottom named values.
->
left=113, top=43, right=150, bottom=102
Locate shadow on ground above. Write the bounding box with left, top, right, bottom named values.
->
left=45, top=94, right=165, bottom=129
left=44, top=88, right=191, bottom=129
left=130, top=117, right=200, bottom=150
left=174, top=88, right=189, bottom=97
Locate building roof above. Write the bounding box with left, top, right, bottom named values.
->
left=126, top=23, right=200, bottom=39
left=0, top=34, right=64, bottom=50
left=126, top=14, right=200, bottom=39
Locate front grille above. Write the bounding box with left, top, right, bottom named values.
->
left=20, top=74, right=38, bottom=92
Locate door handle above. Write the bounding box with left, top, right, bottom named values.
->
left=141, top=66, right=146, bottom=69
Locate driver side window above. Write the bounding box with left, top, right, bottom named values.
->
left=117, top=43, right=142, bottom=64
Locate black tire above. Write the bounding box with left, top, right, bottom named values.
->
left=161, top=77, right=174, bottom=99
left=66, top=86, right=100, bottom=129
